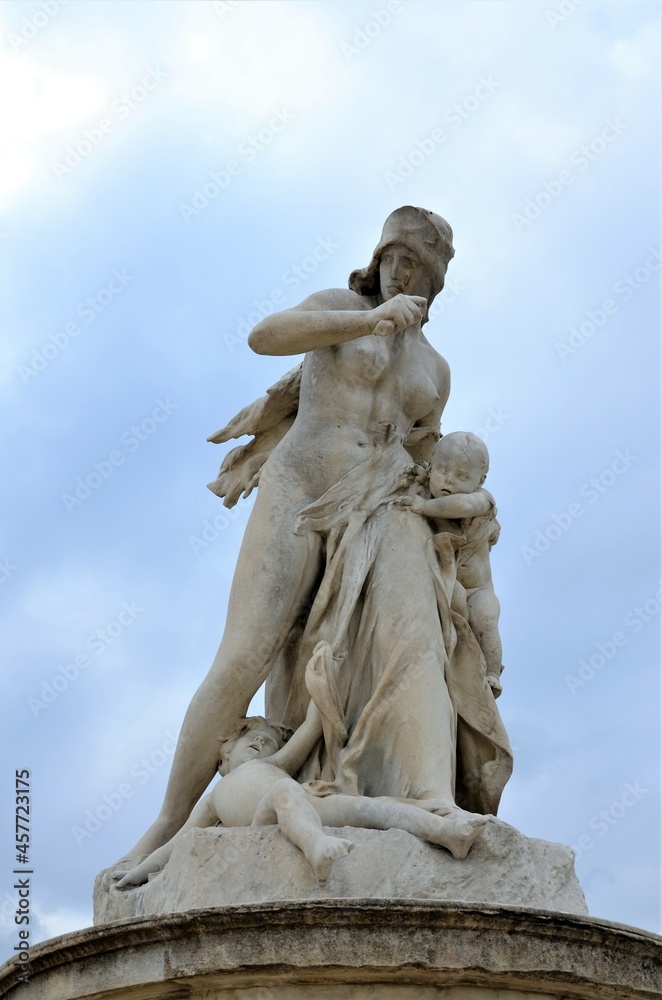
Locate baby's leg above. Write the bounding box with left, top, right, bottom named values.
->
left=253, top=777, right=353, bottom=880
left=451, top=579, right=468, bottom=616
left=466, top=586, right=502, bottom=683
left=114, top=794, right=218, bottom=889
left=313, top=794, right=489, bottom=860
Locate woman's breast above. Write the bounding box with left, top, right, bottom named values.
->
left=333, top=335, right=441, bottom=417
left=334, top=335, right=391, bottom=385
left=397, top=345, right=441, bottom=420
left=399, top=367, right=440, bottom=420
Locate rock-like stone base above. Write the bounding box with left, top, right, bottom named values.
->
left=1, top=901, right=660, bottom=999
left=94, top=820, right=587, bottom=924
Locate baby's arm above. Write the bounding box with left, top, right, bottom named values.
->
left=114, top=793, right=218, bottom=889
left=269, top=698, right=323, bottom=777
left=416, top=490, right=493, bottom=519
left=393, top=494, right=427, bottom=514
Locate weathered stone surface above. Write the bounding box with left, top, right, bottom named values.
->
left=1, top=901, right=659, bottom=999
left=94, top=819, right=587, bottom=925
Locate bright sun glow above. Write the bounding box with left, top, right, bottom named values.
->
left=174, top=2, right=345, bottom=120
left=0, top=53, right=107, bottom=207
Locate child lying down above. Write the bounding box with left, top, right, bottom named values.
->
left=115, top=643, right=489, bottom=886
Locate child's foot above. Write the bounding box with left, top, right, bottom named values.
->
left=308, top=834, right=354, bottom=881
left=432, top=810, right=490, bottom=860
left=486, top=673, right=502, bottom=698
left=408, top=796, right=457, bottom=817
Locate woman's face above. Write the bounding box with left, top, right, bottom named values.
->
left=378, top=244, right=432, bottom=302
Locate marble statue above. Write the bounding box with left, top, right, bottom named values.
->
left=116, top=205, right=513, bottom=875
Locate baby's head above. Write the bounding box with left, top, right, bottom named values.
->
left=430, top=432, right=489, bottom=497
left=218, top=717, right=293, bottom=776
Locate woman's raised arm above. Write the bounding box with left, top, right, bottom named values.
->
left=248, top=289, right=426, bottom=356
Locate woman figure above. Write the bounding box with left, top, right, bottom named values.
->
left=125, top=206, right=511, bottom=862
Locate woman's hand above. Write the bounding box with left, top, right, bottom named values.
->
left=372, top=294, right=428, bottom=336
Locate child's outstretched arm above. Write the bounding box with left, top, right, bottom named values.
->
left=270, top=700, right=323, bottom=776
left=271, top=641, right=342, bottom=776
left=114, top=793, right=218, bottom=889
left=399, top=490, right=493, bottom=519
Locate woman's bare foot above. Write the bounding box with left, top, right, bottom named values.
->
left=307, top=835, right=354, bottom=881
left=114, top=816, right=177, bottom=866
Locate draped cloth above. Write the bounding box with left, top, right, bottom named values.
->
left=264, top=427, right=513, bottom=816
left=207, top=373, right=512, bottom=815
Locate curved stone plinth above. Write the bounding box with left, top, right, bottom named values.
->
left=0, top=901, right=660, bottom=999
left=93, top=822, right=588, bottom=924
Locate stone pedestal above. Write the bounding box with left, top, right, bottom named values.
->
left=93, top=821, right=588, bottom=924
left=0, top=901, right=659, bottom=998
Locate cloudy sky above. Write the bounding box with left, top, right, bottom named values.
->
left=0, top=0, right=659, bottom=957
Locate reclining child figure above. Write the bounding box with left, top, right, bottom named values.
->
left=115, top=643, right=490, bottom=887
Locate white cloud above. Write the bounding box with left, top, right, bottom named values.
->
left=609, top=17, right=660, bottom=80
left=168, top=1, right=347, bottom=121
left=0, top=51, right=107, bottom=206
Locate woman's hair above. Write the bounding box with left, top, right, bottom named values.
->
left=217, top=716, right=294, bottom=776
left=349, top=206, right=455, bottom=307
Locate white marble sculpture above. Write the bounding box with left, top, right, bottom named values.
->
left=112, top=206, right=513, bottom=887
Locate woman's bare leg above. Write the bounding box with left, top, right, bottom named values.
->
left=121, top=484, right=323, bottom=861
